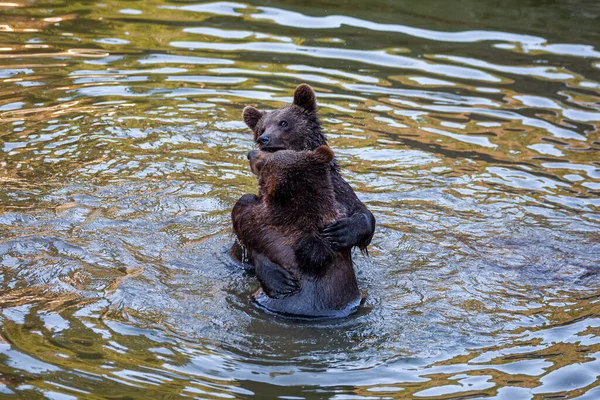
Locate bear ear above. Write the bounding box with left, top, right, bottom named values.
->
left=242, top=106, right=263, bottom=131
left=314, top=145, right=334, bottom=163
left=292, top=83, right=317, bottom=112
left=266, top=176, right=277, bottom=197
left=248, top=150, right=267, bottom=176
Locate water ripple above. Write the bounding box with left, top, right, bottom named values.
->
left=0, top=0, right=599, bottom=398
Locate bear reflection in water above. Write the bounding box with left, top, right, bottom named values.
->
left=231, top=84, right=375, bottom=318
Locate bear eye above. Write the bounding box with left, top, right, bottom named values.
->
left=279, top=120, right=288, bottom=127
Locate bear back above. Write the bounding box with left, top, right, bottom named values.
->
left=249, top=145, right=337, bottom=231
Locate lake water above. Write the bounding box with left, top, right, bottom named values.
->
left=1, top=1, right=599, bottom=398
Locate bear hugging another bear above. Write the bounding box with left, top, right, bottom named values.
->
left=231, top=84, right=376, bottom=318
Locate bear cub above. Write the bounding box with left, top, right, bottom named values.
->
left=232, top=146, right=361, bottom=317
left=231, top=83, right=375, bottom=267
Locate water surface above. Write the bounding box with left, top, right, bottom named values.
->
left=1, top=0, right=599, bottom=398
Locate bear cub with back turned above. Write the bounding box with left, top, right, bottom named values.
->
left=232, top=146, right=361, bottom=317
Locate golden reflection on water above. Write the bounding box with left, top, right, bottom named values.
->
left=0, top=0, right=599, bottom=398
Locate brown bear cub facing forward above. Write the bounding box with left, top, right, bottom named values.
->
left=232, top=146, right=361, bottom=317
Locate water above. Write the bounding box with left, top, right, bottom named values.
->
left=1, top=0, right=599, bottom=398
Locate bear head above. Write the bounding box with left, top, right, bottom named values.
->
left=247, top=145, right=335, bottom=209
left=242, top=84, right=327, bottom=152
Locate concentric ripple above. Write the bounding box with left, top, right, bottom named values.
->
left=0, top=0, right=599, bottom=398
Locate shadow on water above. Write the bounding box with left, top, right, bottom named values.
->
left=0, top=0, right=599, bottom=398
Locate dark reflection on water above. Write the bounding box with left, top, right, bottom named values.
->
left=1, top=0, right=599, bottom=398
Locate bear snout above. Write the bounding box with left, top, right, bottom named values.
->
left=257, top=134, right=271, bottom=147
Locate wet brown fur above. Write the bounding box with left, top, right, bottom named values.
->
left=232, top=83, right=373, bottom=316
left=232, top=147, right=361, bottom=316
left=240, top=84, right=374, bottom=252
left=233, top=147, right=337, bottom=271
